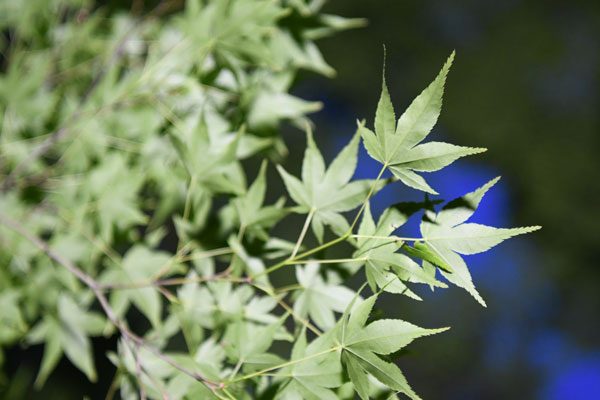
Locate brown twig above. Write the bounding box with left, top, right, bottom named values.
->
left=99, top=268, right=243, bottom=291
left=0, top=212, right=220, bottom=391
left=134, top=343, right=147, bottom=400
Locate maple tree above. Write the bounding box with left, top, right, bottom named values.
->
left=0, top=1, right=539, bottom=398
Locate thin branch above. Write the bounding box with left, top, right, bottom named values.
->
left=226, top=346, right=341, bottom=385
left=253, top=232, right=350, bottom=279
left=351, top=234, right=422, bottom=242
left=284, top=258, right=366, bottom=265
left=134, top=344, right=147, bottom=400
left=349, top=164, right=387, bottom=230
left=291, top=208, right=315, bottom=259
left=0, top=212, right=220, bottom=391
left=100, top=272, right=244, bottom=291
left=255, top=164, right=388, bottom=280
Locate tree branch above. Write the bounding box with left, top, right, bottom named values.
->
left=0, top=212, right=221, bottom=391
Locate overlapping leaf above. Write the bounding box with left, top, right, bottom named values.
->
left=353, top=203, right=447, bottom=299
left=223, top=317, right=288, bottom=377
left=168, top=117, right=244, bottom=195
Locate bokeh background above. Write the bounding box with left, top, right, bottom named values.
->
left=291, top=1, right=600, bottom=398
left=3, top=1, right=599, bottom=399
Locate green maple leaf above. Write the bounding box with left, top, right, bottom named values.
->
left=102, top=246, right=175, bottom=327
left=0, top=291, right=26, bottom=344
left=28, top=295, right=105, bottom=386
left=360, top=52, right=486, bottom=194
left=353, top=203, right=447, bottom=300
left=168, top=117, right=243, bottom=195
left=223, top=318, right=284, bottom=369
left=228, top=234, right=272, bottom=288
left=232, top=160, right=288, bottom=240
left=85, top=154, right=147, bottom=242
left=293, top=262, right=356, bottom=330
left=338, top=294, right=448, bottom=400
left=418, top=177, right=541, bottom=306
left=275, top=329, right=342, bottom=400
left=278, top=129, right=384, bottom=242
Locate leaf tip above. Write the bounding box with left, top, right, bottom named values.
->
left=275, top=164, right=286, bottom=176
left=259, top=158, right=268, bottom=173
left=448, top=50, right=456, bottom=65
left=524, top=225, right=542, bottom=233
left=439, top=50, right=456, bottom=80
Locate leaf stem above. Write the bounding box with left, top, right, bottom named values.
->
left=252, top=283, right=323, bottom=337
left=227, top=346, right=341, bottom=385
left=179, top=247, right=233, bottom=262
left=100, top=272, right=244, bottom=290
left=256, top=165, right=388, bottom=279
left=221, top=388, right=236, bottom=400
left=284, top=258, right=366, bottom=265
left=349, top=164, right=387, bottom=230
left=291, top=208, right=315, bottom=259
left=351, top=234, right=424, bottom=242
